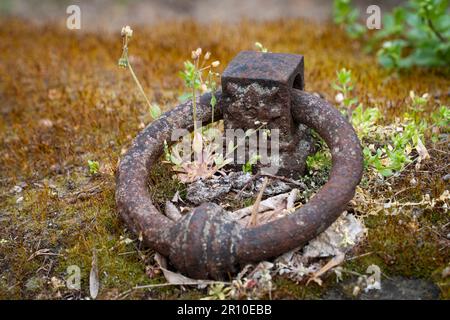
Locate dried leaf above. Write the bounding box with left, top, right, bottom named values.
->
left=154, top=253, right=210, bottom=285
left=227, top=140, right=234, bottom=154
left=286, top=189, right=299, bottom=210
left=303, top=213, right=366, bottom=258
left=89, top=250, right=99, bottom=299
left=416, top=138, right=430, bottom=161
left=165, top=201, right=183, bottom=221
left=171, top=191, right=182, bottom=203
left=214, top=153, right=224, bottom=167
left=192, top=132, right=203, bottom=155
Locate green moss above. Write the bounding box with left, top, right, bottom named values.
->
left=345, top=213, right=448, bottom=280
left=148, top=162, right=185, bottom=209
left=272, top=277, right=333, bottom=299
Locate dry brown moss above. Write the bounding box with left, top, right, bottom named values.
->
left=0, top=18, right=449, bottom=299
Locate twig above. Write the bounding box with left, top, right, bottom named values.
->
left=430, top=148, right=450, bottom=155
left=117, top=281, right=229, bottom=300
left=346, top=251, right=374, bottom=261
left=234, top=172, right=304, bottom=200
left=260, top=173, right=305, bottom=187
left=248, top=177, right=269, bottom=227
left=70, top=182, right=105, bottom=197
left=28, top=249, right=62, bottom=261
left=427, top=18, right=447, bottom=43
left=391, top=187, right=414, bottom=199
left=134, top=280, right=227, bottom=290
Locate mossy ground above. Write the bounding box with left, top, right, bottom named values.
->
left=0, top=18, right=448, bottom=300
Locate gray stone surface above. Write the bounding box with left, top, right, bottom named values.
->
left=323, top=277, right=440, bottom=300
left=186, top=171, right=300, bottom=205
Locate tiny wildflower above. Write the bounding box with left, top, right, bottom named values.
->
left=192, top=47, right=202, bottom=59
left=118, top=57, right=128, bottom=68
left=118, top=26, right=160, bottom=120
left=121, top=26, right=133, bottom=38
left=211, top=61, right=220, bottom=68
left=335, top=92, right=344, bottom=103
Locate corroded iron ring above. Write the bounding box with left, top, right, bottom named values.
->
left=116, top=89, right=363, bottom=280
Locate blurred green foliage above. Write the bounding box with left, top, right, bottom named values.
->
left=333, top=0, right=450, bottom=70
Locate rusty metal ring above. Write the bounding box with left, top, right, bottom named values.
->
left=116, top=89, right=363, bottom=280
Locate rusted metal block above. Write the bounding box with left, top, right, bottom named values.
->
left=221, top=51, right=314, bottom=177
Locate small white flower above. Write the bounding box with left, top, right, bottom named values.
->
left=335, top=93, right=344, bottom=104
left=191, top=48, right=202, bottom=59
left=121, top=26, right=133, bottom=37
left=11, top=185, right=23, bottom=194
left=192, top=48, right=202, bottom=59
left=204, top=51, right=211, bottom=60
left=211, top=61, right=220, bottom=68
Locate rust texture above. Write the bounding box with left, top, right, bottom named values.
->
left=116, top=52, right=363, bottom=280
left=222, top=51, right=314, bottom=177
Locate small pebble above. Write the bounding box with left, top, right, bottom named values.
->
left=11, top=185, right=23, bottom=194
left=39, top=118, right=54, bottom=128
left=442, top=174, right=450, bottom=182
left=442, top=266, right=450, bottom=278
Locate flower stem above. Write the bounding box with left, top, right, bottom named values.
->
left=192, top=60, right=199, bottom=132
left=128, top=62, right=152, bottom=111
left=209, top=71, right=214, bottom=124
